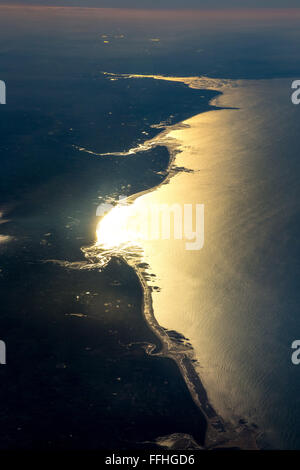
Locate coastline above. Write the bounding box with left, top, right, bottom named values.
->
left=89, top=73, right=259, bottom=449
left=0, top=72, right=218, bottom=450
left=0, top=71, right=261, bottom=449
left=123, top=155, right=258, bottom=451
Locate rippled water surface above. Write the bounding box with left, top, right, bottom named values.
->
left=95, top=78, right=300, bottom=449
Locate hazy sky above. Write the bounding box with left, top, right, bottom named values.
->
left=0, top=0, right=299, bottom=8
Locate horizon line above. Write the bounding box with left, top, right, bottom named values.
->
left=1, top=5, right=300, bottom=11
left=1, top=5, right=300, bottom=17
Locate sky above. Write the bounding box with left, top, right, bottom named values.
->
left=0, top=0, right=299, bottom=8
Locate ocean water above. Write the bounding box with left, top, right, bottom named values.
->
left=95, top=77, right=300, bottom=449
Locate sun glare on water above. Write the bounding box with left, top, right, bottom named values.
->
left=96, top=200, right=146, bottom=251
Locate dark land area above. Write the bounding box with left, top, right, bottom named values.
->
left=0, top=9, right=222, bottom=448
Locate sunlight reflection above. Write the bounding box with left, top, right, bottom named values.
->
left=96, top=199, right=145, bottom=250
